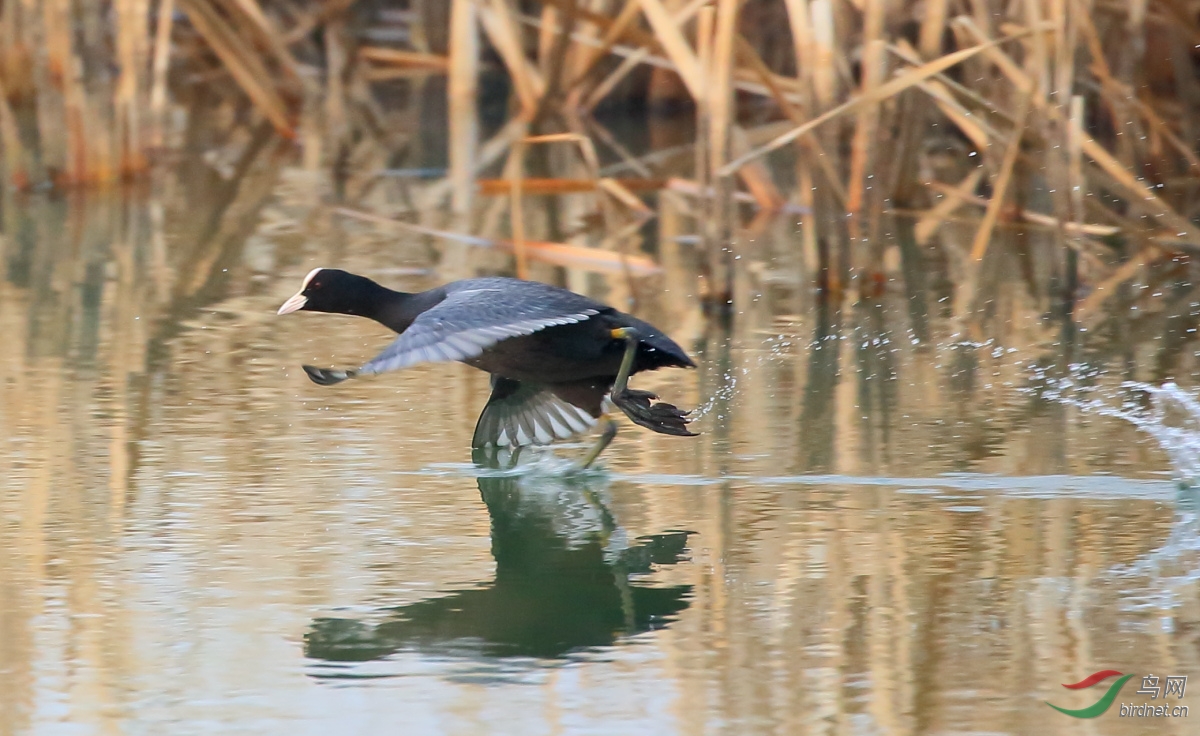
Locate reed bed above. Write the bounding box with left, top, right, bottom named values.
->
left=1, top=0, right=1198, bottom=313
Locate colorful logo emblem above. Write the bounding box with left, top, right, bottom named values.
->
left=1046, top=670, right=1134, bottom=718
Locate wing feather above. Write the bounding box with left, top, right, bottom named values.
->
left=472, top=377, right=598, bottom=448
left=355, top=284, right=602, bottom=376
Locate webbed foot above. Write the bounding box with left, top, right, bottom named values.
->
left=612, top=388, right=696, bottom=436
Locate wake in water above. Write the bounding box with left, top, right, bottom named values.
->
left=1041, top=379, right=1200, bottom=483
left=1041, top=378, right=1200, bottom=615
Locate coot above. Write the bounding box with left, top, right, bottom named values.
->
left=278, top=268, right=696, bottom=464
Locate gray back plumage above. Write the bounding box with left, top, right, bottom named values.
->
left=358, top=278, right=609, bottom=376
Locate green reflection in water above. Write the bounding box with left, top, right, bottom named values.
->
left=306, top=449, right=693, bottom=664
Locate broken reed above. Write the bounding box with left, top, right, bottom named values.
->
left=455, top=0, right=1200, bottom=306
left=0, top=0, right=1198, bottom=309
left=0, top=0, right=302, bottom=187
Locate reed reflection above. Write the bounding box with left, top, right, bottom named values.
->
left=304, top=449, right=693, bottom=665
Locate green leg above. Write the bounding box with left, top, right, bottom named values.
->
left=580, top=415, right=618, bottom=468
left=610, top=326, right=640, bottom=396
left=578, top=328, right=639, bottom=469
left=607, top=326, right=696, bottom=438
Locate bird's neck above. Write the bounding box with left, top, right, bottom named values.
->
left=354, top=280, right=423, bottom=334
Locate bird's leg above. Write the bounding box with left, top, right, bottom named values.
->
left=577, top=328, right=641, bottom=468
left=610, top=326, right=640, bottom=398
left=607, top=327, right=697, bottom=437
left=580, top=414, right=618, bottom=468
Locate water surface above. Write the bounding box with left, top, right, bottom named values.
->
left=1, top=162, right=1198, bottom=735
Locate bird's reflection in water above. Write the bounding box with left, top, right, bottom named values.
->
left=305, top=448, right=693, bottom=666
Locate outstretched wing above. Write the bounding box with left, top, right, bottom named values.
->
left=357, top=282, right=602, bottom=376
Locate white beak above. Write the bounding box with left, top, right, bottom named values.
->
left=277, top=292, right=308, bottom=315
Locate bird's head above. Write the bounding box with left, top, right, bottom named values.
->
left=277, top=268, right=371, bottom=316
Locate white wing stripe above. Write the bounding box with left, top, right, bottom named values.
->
left=546, top=411, right=571, bottom=439
left=360, top=310, right=600, bottom=374
left=533, top=416, right=554, bottom=444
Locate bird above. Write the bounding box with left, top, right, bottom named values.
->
left=277, top=268, right=696, bottom=465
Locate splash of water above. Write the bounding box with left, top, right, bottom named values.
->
left=690, top=368, right=740, bottom=421
left=1048, top=380, right=1200, bottom=482
left=1041, top=377, right=1200, bottom=614
left=691, top=333, right=797, bottom=421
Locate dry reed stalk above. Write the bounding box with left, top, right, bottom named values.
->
left=332, top=207, right=662, bottom=275
left=537, top=4, right=558, bottom=76
left=709, top=0, right=738, bottom=178
left=889, top=41, right=998, bottom=147
left=423, top=117, right=527, bottom=208
left=449, top=0, right=479, bottom=217
left=1114, top=81, right=1200, bottom=176
left=284, top=0, right=358, bottom=44
left=695, top=2, right=714, bottom=268
left=734, top=25, right=829, bottom=206
left=114, top=0, right=150, bottom=177
left=360, top=48, right=451, bottom=70
left=582, top=116, right=653, bottom=177
left=731, top=126, right=785, bottom=210
left=892, top=41, right=1016, bottom=123
left=807, top=0, right=838, bottom=110
left=1067, top=94, right=1085, bottom=246
left=478, top=177, right=667, bottom=195
left=524, top=133, right=600, bottom=166
left=1072, top=16, right=1200, bottom=180
left=564, top=0, right=641, bottom=104
left=478, top=0, right=545, bottom=117
left=510, top=137, right=529, bottom=279
left=149, top=0, right=175, bottom=150
left=720, top=26, right=1048, bottom=176
left=178, top=0, right=296, bottom=137
left=845, top=0, right=885, bottom=220
left=925, top=179, right=1118, bottom=236
left=916, top=79, right=991, bottom=151
left=597, top=177, right=654, bottom=216
left=1075, top=245, right=1159, bottom=322
left=783, top=0, right=821, bottom=277
left=915, top=169, right=984, bottom=245
left=0, top=78, right=27, bottom=187
left=664, top=178, right=801, bottom=212
left=636, top=0, right=704, bottom=99
left=704, top=0, right=740, bottom=303
left=1080, top=133, right=1197, bottom=240
left=734, top=34, right=799, bottom=119
left=1023, top=0, right=1050, bottom=102
left=958, top=17, right=1198, bottom=242
left=969, top=87, right=1031, bottom=263
left=504, top=132, right=602, bottom=279
left=783, top=0, right=814, bottom=87
left=521, top=2, right=804, bottom=106
left=1050, top=0, right=1073, bottom=109
left=579, top=0, right=707, bottom=111
left=581, top=47, right=650, bottom=111
left=222, top=0, right=301, bottom=86
left=918, top=0, right=949, bottom=58
left=324, top=18, right=347, bottom=145
left=41, top=0, right=88, bottom=183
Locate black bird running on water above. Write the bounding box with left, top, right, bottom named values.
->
left=277, top=268, right=696, bottom=465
